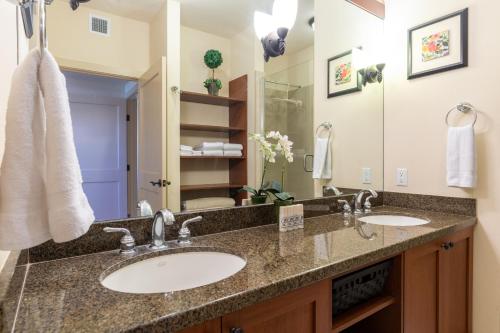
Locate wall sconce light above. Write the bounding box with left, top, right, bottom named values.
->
left=359, top=64, right=385, bottom=85
left=254, top=0, right=298, bottom=62
left=308, top=17, right=315, bottom=31
left=352, top=47, right=385, bottom=86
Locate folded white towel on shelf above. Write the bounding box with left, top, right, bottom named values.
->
left=0, top=49, right=95, bottom=250
left=202, top=150, right=224, bottom=156
left=180, top=150, right=193, bottom=156
left=194, top=142, right=224, bottom=151
left=313, top=137, right=332, bottom=179
left=447, top=124, right=476, bottom=188
left=183, top=197, right=235, bottom=211
left=192, top=150, right=202, bottom=156
left=223, top=143, right=243, bottom=151
left=180, top=144, right=193, bottom=151
left=224, top=150, right=243, bottom=157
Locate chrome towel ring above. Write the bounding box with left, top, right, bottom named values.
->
left=445, top=102, right=477, bottom=127
left=316, top=122, right=333, bottom=137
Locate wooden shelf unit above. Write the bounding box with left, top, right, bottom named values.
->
left=180, top=91, right=245, bottom=106
left=179, top=75, right=248, bottom=205
left=180, top=183, right=244, bottom=191
left=180, top=123, right=245, bottom=133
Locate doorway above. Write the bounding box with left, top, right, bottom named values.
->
left=63, top=71, right=138, bottom=220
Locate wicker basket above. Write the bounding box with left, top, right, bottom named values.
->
left=332, top=260, right=392, bottom=316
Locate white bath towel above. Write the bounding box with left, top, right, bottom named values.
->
left=313, top=137, right=332, bottom=179
left=0, top=49, right=94, bottom=250
left=224, top=150, right=243, bottom=157
left=223, top=143, right=243, bottom=151
left=180, top=144, right=193, bottom=151
left=447, top=124, right=476, bottom=188
left=202, top=150, right=224, bottom=156
left=194, top=142, right=224, bottom=151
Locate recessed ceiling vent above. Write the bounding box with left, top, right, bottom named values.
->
left=89, top=15, right=110, bottom=36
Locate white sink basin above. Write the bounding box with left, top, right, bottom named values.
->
left=101, top=251, right=246, bottom=294
left=358, top=215, right=429, bottom=227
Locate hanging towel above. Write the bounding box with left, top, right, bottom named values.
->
left=194, top=142, right=224, bottom=151
left=39, top=50, right=94, bottom=242
left=0, top=49, right=50, bottom=250
left=313, top=137, right=332, bottom=179
left=447, top=124, right=476, bottom=188
left=0, top=49, right=94, bottom=250
left=223, top=143, right=243, bottom=151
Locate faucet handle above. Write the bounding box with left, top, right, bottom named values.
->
left=364, top=195, right=375, bottom=213
left=178, top=216, right=202, bottom=245
left=337, top=199, right=352, bottom=217
left=104, top=227, right=136, bottom=254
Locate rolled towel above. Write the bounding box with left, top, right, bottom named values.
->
left=447, top=124, right=476, bottom=188
left=224, top=150, right=243, bottom=157
left=223, top=143, right=243, bottom=151
left=194, top=142, right=224, bottom=151
left=183, top=197, right=236, bottom=211
left=202, top=150, right=224, bottom=156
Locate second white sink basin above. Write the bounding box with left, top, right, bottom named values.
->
left=358, top=215, right=429, bottom=227
left=101, top=251, right=246, bottom=294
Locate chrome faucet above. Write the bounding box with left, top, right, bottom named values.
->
left=103, top=227, right=136, bottom=254
left=323, top=185, right=343, bottom=196
left=177, top=216, right=203, bottom=245
left=354, top=189, right=378, bottom=215
left=150, top=209, right=175, bottom=250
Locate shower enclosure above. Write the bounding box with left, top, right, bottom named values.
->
left=262, top=61, right=315, bottom=200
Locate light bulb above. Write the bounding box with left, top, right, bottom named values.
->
left=272, top=0, right=298, bottom=30
left=254, top=11, right=275, bottom=39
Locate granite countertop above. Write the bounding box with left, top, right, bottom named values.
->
left=7, top=206, right=475, bottom=332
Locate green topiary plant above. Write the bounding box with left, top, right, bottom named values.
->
left=203, top=50, right=223, bottom=93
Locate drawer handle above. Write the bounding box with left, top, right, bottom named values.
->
left=441, top=241, right=454, bottom=250
left=230, top=328, right=244, bottom=333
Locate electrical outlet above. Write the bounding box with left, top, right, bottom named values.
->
left=396, top=168, right=408, bottom=186
left=362, top=168, right=372, bottom=184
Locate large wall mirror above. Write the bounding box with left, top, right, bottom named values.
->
left=41, top=0, right=385, bottom=221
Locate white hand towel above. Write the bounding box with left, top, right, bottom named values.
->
left=447, top=124, right=476, bottom=188
left=202, top=150, right=224, bottom=156
left=194, top=142, right=224, bottom=151
left=223, top=143, right=243, bottom=151
left=39, top=51, right=95, bottom=243
left=0, top=49, right=94, bottom=249
left=313, top=137, right=332, bottom=179
left=0, top=49, right=50, bottom=250
left=224, top=150, right=243, bottom=157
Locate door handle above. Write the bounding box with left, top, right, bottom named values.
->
left=230, top=328, right=244, bottom=333
left=150, top=179, right=171, bottom=187
left=303, top=154, right=314, bottom=172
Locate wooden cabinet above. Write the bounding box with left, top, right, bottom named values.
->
left=221, top=279, right=331, bottom=333
left=178, top=319, right=221, bottom=333
left=404, top=227, right=473, bottom=333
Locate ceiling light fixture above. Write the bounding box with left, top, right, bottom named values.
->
left=254, top=0, right=298, bottom=62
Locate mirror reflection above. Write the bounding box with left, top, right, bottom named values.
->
left=43, top=0, right=384, bottom=220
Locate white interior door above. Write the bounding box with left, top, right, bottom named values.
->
left=138, top=58, right=167, bottom=211
left=70, top=95, right=127, bottom=220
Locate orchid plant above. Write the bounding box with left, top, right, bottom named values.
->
left=242, top=131, right=295, bottom=202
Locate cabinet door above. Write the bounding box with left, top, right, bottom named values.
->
left=177, top=318, right=221, bottom=333
left=404, top=227, right=473, bottom=333
left=404, top=240, right=441, bottom=333
left=221, top=279, right=331, bottom=333
left=438, top=228, right=473, bottom=333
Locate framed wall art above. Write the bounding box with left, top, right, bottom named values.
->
left=408, top=8, right=468, bottom=79
left=328, top=49, right=363, bottom=98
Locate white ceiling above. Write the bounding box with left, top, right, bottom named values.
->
left=82, top=0, right=314, bottom=54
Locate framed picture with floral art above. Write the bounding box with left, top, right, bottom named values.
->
left=327, top=49, right=362, bottom=98
left=407, top=8, right=468, bottom=79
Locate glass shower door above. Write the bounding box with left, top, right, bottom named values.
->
left=262, top=62, right=315, bottom=200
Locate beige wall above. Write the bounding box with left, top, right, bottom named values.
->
left=149, top=2, right=166, bottom=65
left=0, top=2, right=22, bottom=271
left=48, top=0, right=150, bottom=78
left=314, top=0, right=384, bottom=195
left=383, top=0, right=500, bottom=331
